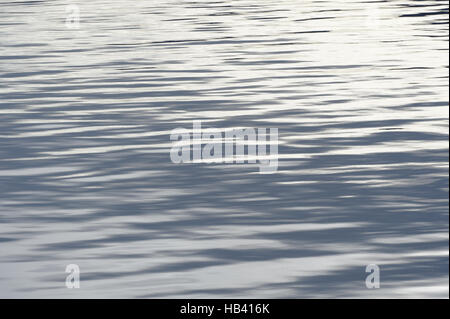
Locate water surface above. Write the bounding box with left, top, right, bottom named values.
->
left=0, top=0, right=448, bottom=298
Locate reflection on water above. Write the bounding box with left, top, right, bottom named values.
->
left=0, top=0, right=448, bottom=298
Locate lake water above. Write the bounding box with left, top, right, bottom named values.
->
left=0, top=0, right=448, bottom=298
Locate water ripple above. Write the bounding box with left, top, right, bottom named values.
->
left=0, top=0, right=448, bottom=298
